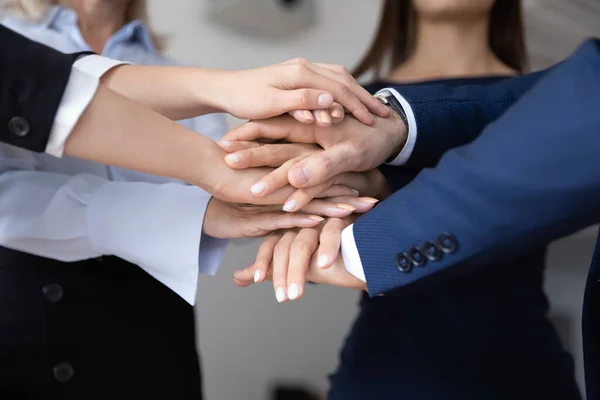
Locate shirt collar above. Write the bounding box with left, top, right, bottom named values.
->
left=43, top=5, right=156, bottom=54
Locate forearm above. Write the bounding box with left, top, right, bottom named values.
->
left=100, top=65, right=225, bottom=120
left=63, top=84, right=225, bottom=190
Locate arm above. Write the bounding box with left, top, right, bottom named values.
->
left=349, top=38, right=600, bottom=296
left=0, top=25, right=91, bottom=152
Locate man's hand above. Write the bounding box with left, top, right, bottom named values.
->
left=233, top=217, right=366, bottom=302
left=219, top=112, right=407, bottom=191
left=205, top=59, right=389, bottom=126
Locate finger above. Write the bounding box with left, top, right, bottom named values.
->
left=272, top=88, right=336, bottom=116
left=330, top=102, right=345, bottom=124
left=282, top=180, right=357, bottom=212
left=226, top=143, right=318, bottom=170
left=240, top=211, right=324, bottom=238
left=299, top=196, right=377, bottom=217
left=250, top=157, right=304, bottom=197
left=313, top=109, right=332, bottom=128
left=313, top=63, right=390, bottom=119
left=317, top=218, right=347, bottom=269
left=287, top=228, right=320, bottom=300
left=289, top=109, right=315, bottom=124
left=288, top=145, right=353, bottom=188
left=273, top=231, right=297, bottom=303
left=218, top=140, right=261, bottom=153
left=238, top=233, right=281, bottom=285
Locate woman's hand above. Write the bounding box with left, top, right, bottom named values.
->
left=233, top=217, right=366, bottom=302
left=206, top=59, right=388, bottom=126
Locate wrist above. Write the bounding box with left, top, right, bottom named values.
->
left=193, top=69, right=233, bottom=115
left=383, top=110, right=408, bottom=162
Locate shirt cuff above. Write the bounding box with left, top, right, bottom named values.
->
left=45, top=68, right=99, bottom=157
left=376, top=87, right=418, bottom=166
left=73, top=54, right=130, bottom=78
left=340, top=223, right=366, bottom=282
left=85, top=181, right=227, bottom=305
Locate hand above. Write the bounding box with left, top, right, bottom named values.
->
left=233, top=217, right=366, bottom=302
left=207, top=59, right=389, bottom=126
left=220, top=141, right=389, bottom=211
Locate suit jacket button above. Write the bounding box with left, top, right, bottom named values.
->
left=396, top=253, right=412, bottom=273
left=423, top=240, right=442, bottom=261
left=42, top=284, right=64, bottom=304
left=408, top=247, right=426, bottom=267
left=53, top=363, right=74, bottom=383
left=437, top=232, right=458, bottom=253
left=8, top=116, right=30, bottom=137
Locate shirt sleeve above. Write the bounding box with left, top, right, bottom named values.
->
left=45, top=55, right=129, bottom=157
left=375, top=88, right=418, bottom=166
left=0, top=158, right=224, bottom=305
left=341, top=223, right=366, bottom=282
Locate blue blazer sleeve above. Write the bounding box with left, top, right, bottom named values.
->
left=388, top=70, right=549, bottom=169
left=356, top=38, right=600, bottom=296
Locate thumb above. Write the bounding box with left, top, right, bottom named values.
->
left=274, top=89, right=334, bottom=114
left=288, top=145, right=353, bottom=188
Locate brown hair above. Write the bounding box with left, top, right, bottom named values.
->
left=353, top=0, right=527, bottom=78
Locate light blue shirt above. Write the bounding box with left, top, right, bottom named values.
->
left=0, top=6, right=228, bottom=304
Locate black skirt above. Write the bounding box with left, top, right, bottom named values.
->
left=0, top=246, right=202, bottom=400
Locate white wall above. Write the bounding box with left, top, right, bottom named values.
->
left=146, top=1, right=600, bottom=398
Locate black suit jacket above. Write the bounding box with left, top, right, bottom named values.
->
left=0, top=25, right=92, bottom=152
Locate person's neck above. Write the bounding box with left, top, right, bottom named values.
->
left=388, top=17, right=515, bottom=83
left=65, top=0, right=127, bottom=53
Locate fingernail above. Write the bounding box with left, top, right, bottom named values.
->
left=251, top=182, right=266, bottom=195
left=359, top=197, right=379, bottom=204
left=331, top=108, right=342, bottom=119
left=350, top=189, right=360, bottom=196
left=283, top=199, right=297, bottom=212
left=288, top=283, right=299, bottom=300
left=317, top=255, right=329, bottom=268
left=276, top=287, right=286, bottom=303
left=320, top=110, right=332, bottom=125
left=225, top=153, right=242, bottom=164
left=318, top=93, right=333, bottom=107
left=309, top=215, right=325, bottom=222
left=303, top=110, right=314, bottom=121
left=254, top=270, right=261, bottom=283
left=290, top=167, right=310, bottom=185
left=219, top=140, right=232, bottom=148
left=337, top=203, right=356, bottom=211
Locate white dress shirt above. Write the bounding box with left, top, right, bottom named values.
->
left=0, top=7, right=228, bottom=305
left=341, top=88, right=417, bottom=283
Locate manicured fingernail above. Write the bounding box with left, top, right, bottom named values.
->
left=317, top=255, right=329, bottom=268
left=320, top=110, right=332, bottom=124
left=318, top=93, right=333, bottom=107
left=350, top=189, right=360, bottom=196
left=254, top=270, right=261, bottom=283
left=288, top=283, right=299, bottom=300
left=337, top=203, right=356, bottom=211
left=331, top=107, right=342, bottom=119
left=283, top=199, right=297, bottom=212
left=251, top=182, right=266, bottom=195
left=290, top=167, right=310, bottom=185
left=276, top=287, right=286, bottom=303
left=309, top=215, right=325, bottom=222
left=219, top=140, right=232, bottom=148
left=226, top=153, right=242, bottom=164
left=359, top=197, right=379, bottom=204
left=303, top=110, right=314, bottom=121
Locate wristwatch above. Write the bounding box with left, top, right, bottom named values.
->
left=374, top=92, right=408, bottom=163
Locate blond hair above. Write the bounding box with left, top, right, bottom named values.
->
left=2, top=0, right=164, bottom=50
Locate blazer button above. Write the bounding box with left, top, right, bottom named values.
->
left=396, top=253, right=412, bottom=273
left=8, top=116, right=30, bottom=137
left=423, top=240, right=442, bottom=261
left=53, top=363, right=74, bottom=383
left=408, top=247, right=426, bottom=267
left=42, top=284, right=64, bottom=304
left=437, top=232, right=458, bottom=254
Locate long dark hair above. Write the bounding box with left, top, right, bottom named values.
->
left=353, top=0, right=527, bottom=78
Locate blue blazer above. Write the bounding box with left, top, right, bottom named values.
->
left=353, top=39, right=600, bottom=399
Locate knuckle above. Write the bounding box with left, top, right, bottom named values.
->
left=291, top=239, right=312, bottom=255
